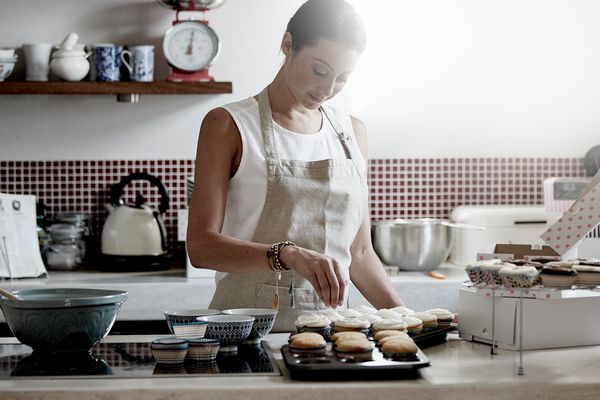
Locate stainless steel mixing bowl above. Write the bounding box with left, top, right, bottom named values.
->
left=371, top=219, right=459, bottom=271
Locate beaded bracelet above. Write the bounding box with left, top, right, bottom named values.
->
left=266, top=241, right=296, bottom=272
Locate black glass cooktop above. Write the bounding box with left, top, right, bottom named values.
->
left=0, top=341, right=280, bottom=379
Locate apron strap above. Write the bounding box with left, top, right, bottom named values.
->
left=257, top=87, right=280, bottom=165
left=320, top=106, right=353, bottom=160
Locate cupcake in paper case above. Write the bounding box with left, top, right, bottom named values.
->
left=390, top=306, right=415, bottom=316
left=572, top=264, right=600, bottom=288
left=289, top=332, right=327, bottom=355
left=331, top=318, right=370, bottom=336
left=333, top=338, right=375, bottom=361
left=465, top=263, right=482, bottom=284
left=295, top=314, right=331, bottom=340
left=479, top=260, right=514, bottom=286
left=372, top=318, right=407, bottom=335
left=375, top=308, right=403, bottom=320
left=540, top=266, right=577, bottom=289
left=336, top=308, right=363, bottom=319
left=352, top=304, right=378, bottom=315
left=381, top=336, right=419, bottom=361
left=498, top=265, right=539, bottom=289
left=425, top=308, right=454, bottom=326
left=360, top=313, right=383, bottom=338
left=400, top=316, right=423, bottom=337
left=412, top=312, right=438, bottom=332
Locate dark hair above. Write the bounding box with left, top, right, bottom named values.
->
left=286, top=0, right=367, bottom=53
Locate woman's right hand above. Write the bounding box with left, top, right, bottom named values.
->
left=280, top=246, right=346, bottom=308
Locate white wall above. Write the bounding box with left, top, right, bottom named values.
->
left=0, top=0, right=599, bottom=160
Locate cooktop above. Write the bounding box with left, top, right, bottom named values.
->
left=0, top=341, right=280, bottom=379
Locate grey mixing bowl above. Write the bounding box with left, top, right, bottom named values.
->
left=371, top=219, right=455, bottom=271
left=0, top=288, right=128, bottom=352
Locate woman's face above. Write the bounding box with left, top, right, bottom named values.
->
left=282, top=34, right=361, bottom=109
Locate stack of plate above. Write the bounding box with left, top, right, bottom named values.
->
left=0, top=49, right=17, bottom=82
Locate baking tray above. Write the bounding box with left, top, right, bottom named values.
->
left=281, top=343, right=429, bottom=381
left=411, top=324, right=457, bottom=348
left=282, top=325, right=456, bottom=381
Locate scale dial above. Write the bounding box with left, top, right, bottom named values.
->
left=162, top=21, right=220, bottom=72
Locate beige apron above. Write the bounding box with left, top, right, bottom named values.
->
left=209, top=87, right=368, bottom=332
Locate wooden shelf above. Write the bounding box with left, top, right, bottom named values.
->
left=0, top=81, right=232, bottom=95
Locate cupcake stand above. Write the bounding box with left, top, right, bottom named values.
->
left=458, top=281, right=600, bottom=376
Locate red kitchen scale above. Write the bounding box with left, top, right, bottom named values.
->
left=159, top=1, right=224, bottom=82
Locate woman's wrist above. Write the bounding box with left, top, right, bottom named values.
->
left=279, top=244, right=298, bottom=271
left=266, top=241, right=296, bottom=272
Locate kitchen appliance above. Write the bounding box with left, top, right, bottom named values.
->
left=101, top=172, right=171, bottom=271
left=157, top=0, right=225, bottom=82
left=371, top=219, right=483, bottom=271
left=450, top=206, right=561, bottom=265
left=0, top=340, right=279, bottom=378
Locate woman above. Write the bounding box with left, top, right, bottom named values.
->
left=187, top=0, right=403, bottom=332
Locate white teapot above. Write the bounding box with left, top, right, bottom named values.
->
left=50, top=32, right=91, bottom=81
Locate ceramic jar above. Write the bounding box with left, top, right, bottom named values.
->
left=50, top=48, right=90, bottom=81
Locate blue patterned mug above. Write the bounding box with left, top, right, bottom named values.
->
left=94, top=44, right=122, bottom=82
left=121, top=45, right=154, bottom=82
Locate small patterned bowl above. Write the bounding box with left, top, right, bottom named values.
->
left=202, top=314, right=255, bottom=353
left=150, top=337, right=188, bottom=364
left=172, top=320, right=208, bottom=339
left=187, top=338, right=220, bottom=362
left=222, top=308, right=277, bottom=345
left=164, top=309, right=220, bottom=334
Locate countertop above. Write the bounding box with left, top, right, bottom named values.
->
left=0, top=333, right=598, bottom=400
left=0, top=264, right=468, bottom=322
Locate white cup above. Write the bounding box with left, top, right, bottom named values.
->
left=121, top=45, right=154, bottom=82
left=23, top=43, right=53, bottom=81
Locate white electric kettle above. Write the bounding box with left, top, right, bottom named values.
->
left=101, top=172, right=171, bottom=271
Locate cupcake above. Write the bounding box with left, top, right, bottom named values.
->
left=465, top=263, right=482, bottom=284
left=540, top=266, right=577, bottom=289
left=332, top=318, right=370, bottom=335
left=401, top=316, right=423, bottom=337
left=330, top=331, right=368, bottom=343
left=413, top=312, right=438, bottom=332
left=381, top=337, right=419, bottom=360
left=572, top=264, right=600, bottom=288
left=425, top=308, right=454, bottom=326
left=372, top=318, right=407, bottom=334
left=360, top=313, right=383, bottom=338
left=390, top=306, right=415, bottom=315
left=289, top=332, right=327, bottom=355
left=336, top=308, right=363, bottom=319
left=352, top=304, right=378, bottom=315
left=375, top=308, right=403, bottom=320
left=295, top=314, right=331, bottom=340
left=498, top=265, right=539, bottom=289
left=333, top=338, right=374, bottom=361
left=480, top=260, right=514, bottom=286
left=373, top=329, right=409, bottom=342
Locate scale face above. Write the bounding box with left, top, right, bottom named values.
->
left=163, top=20, right=221, bottom=82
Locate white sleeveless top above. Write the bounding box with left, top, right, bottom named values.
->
left=216, top=97, right=366, bottom=282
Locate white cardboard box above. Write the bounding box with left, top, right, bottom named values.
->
left=458, top=286, right=600, bottom=350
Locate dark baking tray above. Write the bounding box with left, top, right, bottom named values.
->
left=281, top=344, right=430, bottom=381
left=411, top=324, right=457, bottom=348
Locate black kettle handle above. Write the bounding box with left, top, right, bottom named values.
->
left=109, top=172, right=170, bottom=214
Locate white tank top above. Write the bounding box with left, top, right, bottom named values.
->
left=215, top=97, right=366, bottom=282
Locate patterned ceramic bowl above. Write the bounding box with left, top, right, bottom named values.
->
left=202, top=314, right=255, bottom=353
left=171, top=320, right=208, bottom=339
left=164, top=309, right=220, bottom=334
left=150, top=337, right=188, bottom=364
left=186, top=338, right=220, bottom=362
left=221, top=308, right=277, bottom=345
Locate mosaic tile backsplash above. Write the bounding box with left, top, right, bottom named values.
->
left=0, top=158, right=588, bottom=261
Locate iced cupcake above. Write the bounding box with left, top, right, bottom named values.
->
left=413, top=312, right=438, bottom=332
left=401, top=316, right=423, bottom=337
left=295, top=314, right=331, bottom=340
left=332, top=318, right=370, bottom=336
left=425, top=308, right=454, bottom=326
left=372, top=318, right=407, bottom=335
left=480, top=260, right=514, bottom=286
left=540, top=266, right=577, bottom=289
left=375, top=308, right=403, bottom=320
left=465, top=263, right=482, bottom=284
left=390, top=306, right=415, bottom=316
left=336, top=308, right=363, bottom=319
left=498, top=265, right=539, bottom=288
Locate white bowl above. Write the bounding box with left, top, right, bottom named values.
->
left=0, top=59, right=17, bottom=82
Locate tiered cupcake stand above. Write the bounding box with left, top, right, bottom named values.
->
left=461, top=281, right=592, bottom=376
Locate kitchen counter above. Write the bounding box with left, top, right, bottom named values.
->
left=0, top=263, right=468, bottom=322
left=0, top=333, right=598, bottom=400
